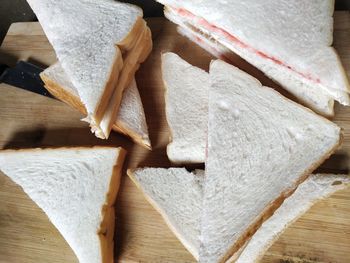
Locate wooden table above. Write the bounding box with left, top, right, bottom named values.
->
left=0, top=14, right=349, bottom=263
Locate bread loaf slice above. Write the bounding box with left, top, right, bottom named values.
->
left=129, top=167, right=349, bottom=262
left=27, top=0, right=151, bottom=138
left=158, top=0, right=350, bottom=116
left=128, top=167, right=204, bottom=259
left=41, top=63, right=151, bottom=149
left=161, top=52, right=209, bottom=163
left=201, top=60, right=341, bottom=263
left=0, top=147, right=126, bottom=263
left=170, top=12, right=335, bottom=117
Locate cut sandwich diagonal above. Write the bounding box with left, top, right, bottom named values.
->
left=27, top=0, right=151, bottom=138
left=201, top=60, right=341, bottom=262
left=41, top=63, right=151, bottom=149
left=128, top=168, right=350, bottom=262
left=157, top=0, right=350, bottom=116
left=0, top=147, right=126, bottom=263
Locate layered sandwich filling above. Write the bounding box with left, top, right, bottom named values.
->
left=169, top=7, right=321, bottom=85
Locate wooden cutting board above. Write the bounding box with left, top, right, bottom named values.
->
left=0, top=14, right=349, bottom=263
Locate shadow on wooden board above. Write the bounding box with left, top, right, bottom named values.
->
left=3, top=127, right=135, bottom=153
left=0, top=49, right=50, bottom=69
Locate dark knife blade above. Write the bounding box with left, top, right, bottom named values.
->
left=0, top=61, right=54, bottom=98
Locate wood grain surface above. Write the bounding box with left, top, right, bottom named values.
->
left=0, top=14, right=349, bottom=263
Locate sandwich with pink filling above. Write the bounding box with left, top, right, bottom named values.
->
left=157, top=0, right=350, bottom=116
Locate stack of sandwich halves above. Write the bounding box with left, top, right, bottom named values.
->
left=0, top=1, right=154, bottom=262
left=129, top=1, right=350, bottom=262
left=0, top=1, right=349, bottom=263
left=30, top=0, right=153, bottom=148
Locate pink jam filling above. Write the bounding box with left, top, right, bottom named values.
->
left=175, top=7, right=321, bottom=84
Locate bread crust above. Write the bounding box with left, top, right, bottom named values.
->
left=219, top=133, right=343, bottom=263
left=118, top=17, right=147, bottom=50
left=100, top=24, right=153, bottom=139
left=160, top=54, right=175, bottom=161
left=99, top=148, right=126, bottom=263
left=40, top=74, right=87, bottom=115
left=113, top=124, right=151, bottom=150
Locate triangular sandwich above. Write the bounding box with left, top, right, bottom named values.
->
left=201, top=60, right=341, bottom=262
left=41, top=63, right=151, bottom=149
left=0, top=147, right=126, bottom=263
left=28, top=0, right=152, bottom=138
left=158, top=0, right=350, bottom=116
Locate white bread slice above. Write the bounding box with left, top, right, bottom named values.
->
left=158, top=0, right=350, bottom=112
left=41, top=62, right=151, bottom=149
left=200, top=60, right=342, bottom=263
left=161, top=52, right=209, bottom=163
left=27, top=0, right=151, bottom=138
left=128, top=167, right=349, bottom=262
left=169, top=11, right=335, bottom=117
left=0, top=147, right=126, bottom=263
left=128, top=168, right=204, bottom=260
left=232, top=173, right=350, bottom=263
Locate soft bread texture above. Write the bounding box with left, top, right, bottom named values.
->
left=128, top=168, right=349, bottom=262
left=201, top=60, right=341, bottom=263
left=41, top=63, right=151, bottom=149
left=128, top=168, right=204, bottom=259
left=233, top=173, right=350, bottom=263
left=27, top=0, right=150, bottom=138
left=0, top=147, right=126, bottom=263
left=158, top=0, right=350, bottom=113
left=167, top=10, right=335, bottom=117
left=161, top=52, right=209, bottom=163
